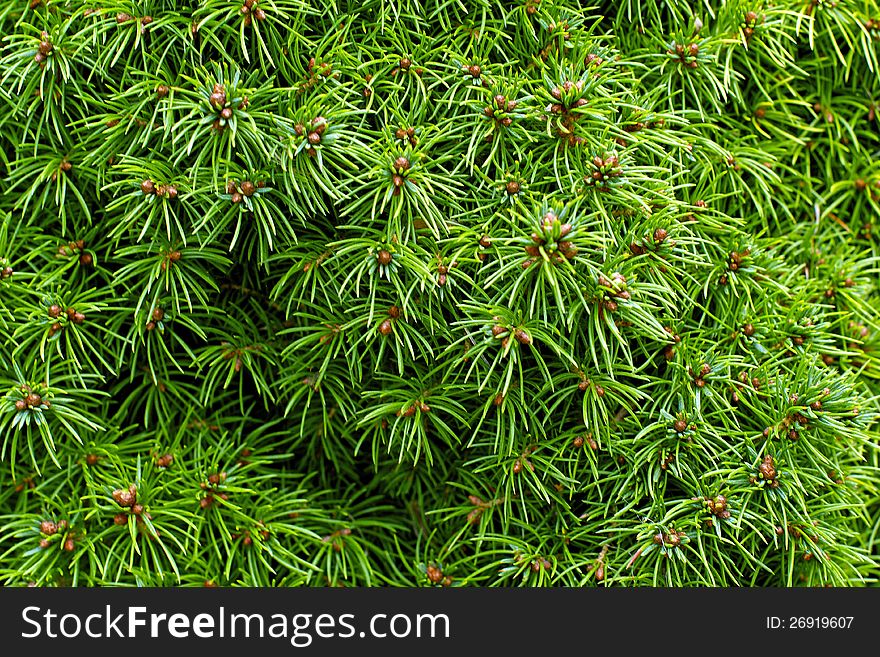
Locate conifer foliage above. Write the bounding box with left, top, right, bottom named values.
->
left=1, top=0, right=879, bottom=587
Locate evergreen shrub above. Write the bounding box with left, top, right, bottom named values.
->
left=1, top=0, right=879, bottom=587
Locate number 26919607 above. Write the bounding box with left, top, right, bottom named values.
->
left=767, top=617, right=854, bottom=629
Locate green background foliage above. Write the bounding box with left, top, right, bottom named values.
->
left=1, top=0, right=879, bottom=587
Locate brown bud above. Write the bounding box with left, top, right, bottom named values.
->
left=426, top=565, right=443, bottom=583
left=674, top=419, right=687, bottom=433
left=114, top=514, right=127, bottom=526
left=653, top=228, right=668, bottom=243
left=848, top=176, right=870, bottom=192
left=394, top=156, right=410, bottom=171
left=156, top=85, right=169, bottom=99
left=240, top=180, right=256, bottom=197
left=379, top=319, right=392, bottom=336
left=758, top=457, right=776, bottom=480
left=15, top=399, right=27, bottom=411
left=514, top=329, right=531, bottom=345
left=40, top=520, right=57, bottom=535
left=112, top=488, right=135, bottom=507
left=141, top=180, right=155, bottom=195
left=64, top=538, right=75, bottom=552
left=377, top=250, right=392, bottom=266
